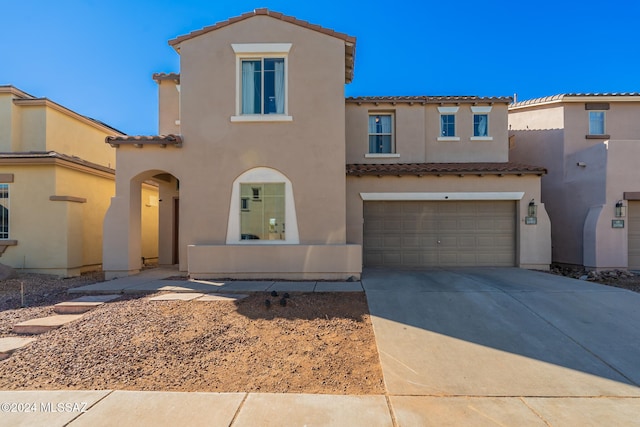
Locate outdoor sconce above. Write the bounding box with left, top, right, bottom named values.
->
left=615, top=200, right=626, bottom=218
left=525, top=199, right=538, bottom=225
left=528, top=199, right=537, bottom=218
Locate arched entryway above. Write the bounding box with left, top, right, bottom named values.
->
left=103, top=169, right=180, bottom=279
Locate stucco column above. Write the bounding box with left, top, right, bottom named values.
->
left=102, top=182, right=142, bottom=279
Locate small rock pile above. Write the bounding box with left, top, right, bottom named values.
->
left=549, top=265, right=637, bottom=282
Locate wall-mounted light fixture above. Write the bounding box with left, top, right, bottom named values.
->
left=525, top=199, right=538, bottom=225
left=528, top=199, right=537, bottom=218
left=615, top=200, right=626, bottom=218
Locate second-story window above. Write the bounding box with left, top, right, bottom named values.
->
left=231, top=43, right=292, bottom=122
left=589, top=111, right=605, bottom=135
left=473, top=114, right=489, bottom=137
left=441, top=114, right=456, bottom=137
left=241, top=58, right=285, bottom=115
left=470, top=106, right=492, bottom=140
left=437, top=106, right=459, bottom=140
left=368, top=114, right=394, bottom=153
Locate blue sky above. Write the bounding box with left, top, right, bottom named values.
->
left=2, top=0, right=638, bottom=135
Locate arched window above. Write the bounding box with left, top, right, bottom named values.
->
left=226, top=167, right=299, bottom=244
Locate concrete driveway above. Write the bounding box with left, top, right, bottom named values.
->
left=363, top=268, right=640, bottom=426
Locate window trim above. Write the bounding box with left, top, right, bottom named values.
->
left=231, top=43, right=293, bottom=122
left=226, top=167, right=299, bottom=244
left=367, top=112, right=395, bottom=154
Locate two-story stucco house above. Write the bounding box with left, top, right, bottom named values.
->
left=0, top=85, right=159, bottom=276
left=509, top=94, right=640, bottom=270
left=103, top=9, right=551, bottom=280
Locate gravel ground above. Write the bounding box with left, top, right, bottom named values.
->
left=0, top=272, right=384, bottom=394
left=0, top=272, right=104, bottom=336
left=544, top=266, right=640, bottom=293
left=3, top=267, right=638, bottom=394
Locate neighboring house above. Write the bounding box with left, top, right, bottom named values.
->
left=509, top=94, right=640, bottom=270
left=102, top=9, right=551, bottom=280
left=0, top=85, right=158, bottom=276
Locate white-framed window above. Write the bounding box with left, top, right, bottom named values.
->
left=231, top=43, right=293, bottom=122
left=227, top=167, right=300, bottom=244
left=0, top=184, right=8, bottom=239
left=441, top=115, right=455, bottom=137
left=437, top=106, right=460, bottom=141
left=368, top=113, right=394, bottom=153
left=473, top=114, right=489, bottom=137
left=589, top=111, right=605, bottom=135
left=241, top=58, right=285, bottom=115
left=471, top=106, right=493, bottom=140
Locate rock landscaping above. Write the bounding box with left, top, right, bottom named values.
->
left=0, top=272, right=384, bottom=394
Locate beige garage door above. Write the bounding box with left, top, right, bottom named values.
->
left=363, top=201, right=516, bottom=267
left=628, top=201, right=640, bottom=270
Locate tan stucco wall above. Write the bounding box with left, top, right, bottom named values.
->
left=0, top=90, right=117, bottom=167
left=509, top=105, right=564, bottom=132
left=0, top=164, right=112, bottom=275
left=157, top=80, right=181, bottom=135
left=346, top=102, right=509, bottom=163
left=346, top=104, right=425, bottom=163
left=582, top=140, right=640, bottom=269
left=45, top=107, right=116, bottom=168
left=141, top=182, right=160, bottom=263
left=346, top=174, right=551, bottom=269
left=0, top=163, right=157, bottom=276
left=104, top=15, right=357, bottom=279
left=0, top=93, right=19, bottom=152
left=509, top=100, right=640, bottom=269
left=0, top=88, right=158, bottom=275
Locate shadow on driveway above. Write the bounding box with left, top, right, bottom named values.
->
left=362, top=267, right=640, bottom=397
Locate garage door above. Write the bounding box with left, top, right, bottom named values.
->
left=363, top=200, right=516, bottom=267
left=628, top=201, right=640, bottom=270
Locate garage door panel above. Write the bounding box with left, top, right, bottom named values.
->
left=383, top=253, right=402, bottom=265
left=364, top=200, right=515, bottom=267
left=402, top=252, right=420, bottom=265
left=384, top=236, right=402, bottom=247
left=402, top=235, right=421, bottom=247
left=458, top=236, right=476, bottom=247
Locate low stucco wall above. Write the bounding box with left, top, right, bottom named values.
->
left=187, top=244, right=362, bottom=280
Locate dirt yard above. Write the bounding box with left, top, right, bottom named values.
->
left=0, top=273, right=385, bottom=394
left=2, top=268, right=639, bottom=394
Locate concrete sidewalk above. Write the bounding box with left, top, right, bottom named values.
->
left=0, top=390, right=392, bottom=427
left=68, top=268, right=363, bottom=294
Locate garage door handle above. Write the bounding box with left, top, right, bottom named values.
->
left=437, top=240, right=441, bottom=244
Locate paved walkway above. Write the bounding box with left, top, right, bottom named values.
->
left=2, top=267, right=640, bottom=426
left=68, top=267, right=363, bottom=294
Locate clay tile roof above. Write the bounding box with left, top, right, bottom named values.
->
left=152, top=73, right=180, bottom=83
left=346, top=162, right=546, bottom=176
left=169, top=9, right=356, bottom=47
left=168, top=9, right=356, bottom=83
left=346, top=95, right=512, bottom=104
left=0, top=151, right=114, bottom=174
left=511, top=93, right=640, bottom=108
left=105, top=134, right=183, bottom=148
